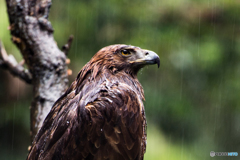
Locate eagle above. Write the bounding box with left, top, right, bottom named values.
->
left=27, top=44, right=160, bottom=160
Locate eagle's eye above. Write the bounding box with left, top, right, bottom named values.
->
left=121, top=50, right=131, bottom=56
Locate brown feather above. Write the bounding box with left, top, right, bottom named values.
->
left=27, top=44, right=155, bottom=160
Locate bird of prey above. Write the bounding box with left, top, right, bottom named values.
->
left=27, top=44, right=160, bottom=160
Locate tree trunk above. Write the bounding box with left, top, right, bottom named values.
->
left=2, top=0, right=69, bottom=141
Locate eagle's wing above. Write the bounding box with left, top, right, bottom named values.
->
left=27, top=73, right=146, bottom=160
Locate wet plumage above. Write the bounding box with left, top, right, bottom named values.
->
left=27, top=44, right=160, bottom=160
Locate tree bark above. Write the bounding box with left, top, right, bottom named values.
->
left=3, top=0, right=69, bottom=141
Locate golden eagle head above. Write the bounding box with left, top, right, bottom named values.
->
left=89, top=44, right=160, bottom=76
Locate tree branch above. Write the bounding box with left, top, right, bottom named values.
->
left=0, top=41, right=32, bottom=84
left=62, top=35, right=74, bottom=55
left=5, top=0, right=69, bottom=141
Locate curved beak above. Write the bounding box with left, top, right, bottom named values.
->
left=130, top=50, right=160, bottom=68
left=143, top=50, right=160, bottom=68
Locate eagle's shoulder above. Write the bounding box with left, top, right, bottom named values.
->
left=78, top=73, right=146, bottom=159
left=28, top=72, right=146, bottom=160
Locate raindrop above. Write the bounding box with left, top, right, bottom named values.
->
left=11, top=103, right=16, bottom=156
left=198, top=10, right=201, bottom=57
left=140, top=68, right=143, bottom=75
left=181, top=129, right=184, bottom=160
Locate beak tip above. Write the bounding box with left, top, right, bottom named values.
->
left=156, top=57, right=160, bottom=68
left=149, top=50, right=160, bottom=68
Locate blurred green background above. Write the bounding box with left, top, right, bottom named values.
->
left=0, top=0, right=240, bottom=159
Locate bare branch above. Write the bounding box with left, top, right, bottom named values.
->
left=62, top=35, right=74, bottom=55
left=5, top=0, right=69, bottom=141
left=0, top=41, right=32, bottom=84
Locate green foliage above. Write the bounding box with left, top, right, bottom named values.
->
left=1, top=0, right=240, bottom=159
